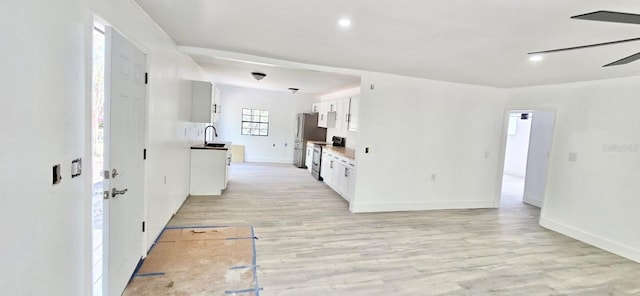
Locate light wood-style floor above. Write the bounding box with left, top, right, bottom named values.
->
left=169, top=163, right=640, bottom=295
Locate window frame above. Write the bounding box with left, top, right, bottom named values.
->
left=241, top=108, right=270, bottom=136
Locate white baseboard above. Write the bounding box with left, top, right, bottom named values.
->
left=350, top=200, right=496, bottom=213
left=244, top=157, right=293, bottom=164
left=540, top=217, right=640, bottom=263
left=522, top=194, right=542, bottom=207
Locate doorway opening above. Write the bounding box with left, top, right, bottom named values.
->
left=91, top=21, right=106, bottom=296
left=500, top=110, right=556, bottom=209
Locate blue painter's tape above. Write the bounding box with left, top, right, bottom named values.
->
left=225, top=237, right=258, bottom=241
left=134, top=272, right=166, bottom=277
left=224, top=287, right=263, bottom=294
left=147, top=226, right=167, bottom=254
left=132, top=258, right=145, bottom=278
left=229, top=265, right=259, bottom=270
left=164, top=225, right=230, bottom=230
left=251, top=226, right=261, bottom=296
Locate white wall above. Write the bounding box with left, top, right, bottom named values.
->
left=321, top=87, right=360, bottom=149
left=503, top=114, right=532, bottom=177
left=216, top=85, right=318, bottom=163
left=0, top=0, right=208, bottom=294
left=522, top=111, right=555, bottom=207
left=507, top=76, right=640, bottom=263
left=0, top=0, right=91, bottom=295
left=352, top=73, right=507, bottom=212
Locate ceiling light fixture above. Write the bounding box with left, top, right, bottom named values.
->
left=338, top=18, right=351, bottom=27
left=288, top=88, right=299, bottom=94
left=251, top=72, right=267, bottom=81
left=529, top=55, right=543, bottom=62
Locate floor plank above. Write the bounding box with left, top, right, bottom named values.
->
left=168, top=163, right=640, bottom=295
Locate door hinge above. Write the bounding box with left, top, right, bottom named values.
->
left=145, top=72, right=148, bottom=84
left=142, top=221, right=146, bottom=232
left=143, top=149, right=147, bottom=160
left=103, top=170, right=110, bottom=179
left=103, top=191, right=109, bottom=200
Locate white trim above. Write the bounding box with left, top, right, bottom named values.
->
left=522, top=194, right=542, bottom=207
left=350, top=200, right=495, bottom=213
left=244, top=158, right=295, bottom=164
left=540, top=217, right=640, bottom=263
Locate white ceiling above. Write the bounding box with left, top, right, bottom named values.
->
left=190, top=54, right=361, bottom=95
left=135, top=0, right=640, bottom=88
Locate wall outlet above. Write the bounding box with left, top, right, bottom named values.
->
left=484, top=151, right=490, bottom=159
left=431, top=174, right=436, bottom=181
left=163, top=176, right=167, bottom=184
left=568, top=152, right=577, bottom=162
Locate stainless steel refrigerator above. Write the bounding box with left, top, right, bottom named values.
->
left=294, top=113, right=327, bottom=168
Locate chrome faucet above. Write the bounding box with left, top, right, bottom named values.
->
left=204, top=125, right=218, bottom=145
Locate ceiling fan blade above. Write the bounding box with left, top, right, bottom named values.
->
left=528, top=37, right=640, bottom=55
left=572, top=11, right=640, bottom=25
left=603, top=51, right=640, bottom=67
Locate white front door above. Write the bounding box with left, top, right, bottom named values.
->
left=103, top=27, right=146, bottom=296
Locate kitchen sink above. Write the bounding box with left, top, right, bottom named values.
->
left=205, top=143, right=226, bottom=147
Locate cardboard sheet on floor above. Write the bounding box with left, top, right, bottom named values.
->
left=124, top=227, right=257, bottom=296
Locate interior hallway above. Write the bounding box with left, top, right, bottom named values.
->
left=165, top=163, right=640, bottom=295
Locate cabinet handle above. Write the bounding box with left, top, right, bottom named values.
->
left=330, top=160, right=333, bottom=169
left=345, top=168, right=349, bottom=177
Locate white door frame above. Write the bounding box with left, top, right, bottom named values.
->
left=494, top=107, right=559, bottom=211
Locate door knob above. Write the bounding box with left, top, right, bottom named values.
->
left=111, top=188, right=128, bottom=198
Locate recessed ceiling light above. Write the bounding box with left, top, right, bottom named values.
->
left=338, top=19, right=351, bottom=27
left=529, top=55, right=543, bottom=62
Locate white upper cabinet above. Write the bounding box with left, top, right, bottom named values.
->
left=327, top=97, right=348, bottom=130
left=191, top=80, right=214, bottom=123
left=313, top=96, right=357, bottom=130
left=211, top=85, right=221, bottom=123
left=347, top=95, right=360, bottom=132
left=317, top=102, right=329, bottom=128
left=327, top=100, right=337, bottom=113
left=312, top=102, right=321, bottom=113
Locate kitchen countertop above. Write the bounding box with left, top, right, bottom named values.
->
left=191, top=141, right=232, bottom=150
left=307, top=140, right=356, bottom=160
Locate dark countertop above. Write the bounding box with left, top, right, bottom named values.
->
left=191, top=141, right=232, bottom=150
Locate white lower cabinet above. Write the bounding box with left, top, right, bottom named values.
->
left=190, top=148, right=231, bottom=195
left=320, top=151, right=356, bottom=202
left=320, top=151, right=332, bottom=186
left=345, top=160, right=357, bottom=201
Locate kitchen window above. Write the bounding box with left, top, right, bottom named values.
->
left=241, top=108, right=269, bottom=136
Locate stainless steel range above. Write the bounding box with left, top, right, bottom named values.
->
left=311, top=144, right=325, bottom=180
left=311, top=136, right=346, bottom=180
